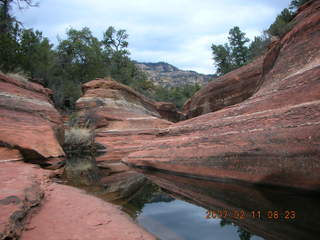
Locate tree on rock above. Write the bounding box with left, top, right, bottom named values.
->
left=228, top=26, right=250, bottom=67
left=289, top=0, right=311, bottom=10
left=211, top=26, right=250, bottom=76
left=211, top=43, right=233, bottom=76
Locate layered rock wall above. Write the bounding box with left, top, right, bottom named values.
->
left=0, top=73, right=65, bottom=162
left=125, top=0, right=320, bottom=190
left=75, top=78, right=174, bottom=168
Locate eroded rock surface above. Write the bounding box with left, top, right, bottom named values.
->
left=0, top=73, right=65, bottom=162
left=0, top=162, right=44, bottom=240
left=21, top=183, right=155, bottom=240
left=125, top=1, right=320, bottom=190
left=182, top=56, right=264, bottom=119
left=76, top=78, right=173, bottom=166
left=0, top=161, right=155, bottom=240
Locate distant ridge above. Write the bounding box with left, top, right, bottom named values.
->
left=136, top=61, right=216, bottom=88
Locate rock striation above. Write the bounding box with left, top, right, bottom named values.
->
left=75, top=78, right=174, bottom=167
left=125, top=0, right=320, bottom=191
left=182, top=56, right=264, bottom=119
left=0, top=73, right=65, bottom=162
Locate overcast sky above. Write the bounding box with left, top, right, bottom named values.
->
left=14, top=0, right=291, bottom=74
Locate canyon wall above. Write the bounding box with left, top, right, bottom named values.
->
left=0, top=73, right=65, bottom=164
left=124, top=0, right=320, bottom=191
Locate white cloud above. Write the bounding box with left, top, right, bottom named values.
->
left=14, top=0, right=292, bottom=74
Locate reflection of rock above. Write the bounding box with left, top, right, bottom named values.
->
left=63, top=155, right=101, bottom=186
left=125, top=1, right=320, bottom=190
left=142, top=171, right=320, bottom=240
left=0, top=73, right=65, bottom=162
left=101, top=171, right=147, bottom=200
left=97, top=162, right=130, bottom=174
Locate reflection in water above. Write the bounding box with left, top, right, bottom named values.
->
left=134, top=198, right=261, bottom=240
left=62, top=156, right=320, bottom=240
left=220, top=219, right=252, bottom=240
left=139, top=170, right=320, bottom=240
left=63, top=155, right=101, bottom=186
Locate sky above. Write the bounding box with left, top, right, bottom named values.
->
left=14, top=0, right=292, bottom=74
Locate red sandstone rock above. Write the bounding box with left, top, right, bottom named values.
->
left=0, top=73, right=65, bottom=161
left=75, top=78, right=172, bottom=165
left=155, top=102, right=182, bottom=122
left=0, top=147, right=22, bottom=162
left=0, top=162, right=47, bottom=239
left=125, top=0, right=320, bottom=190
left=182, top=56, right=264, bottom=119
left=0, top=161, right=155, bottom=240
left=21, top=183, right=155, bottom=240
left=76, top=77, right=180, bottom=122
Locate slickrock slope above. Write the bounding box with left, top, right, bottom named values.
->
left=182, top=56, right=264, bottom=119
left=125, top=0, right=320, bottom=190
left=0, top=161, right=155, bottom=240
left=76, top=78, right=174, bottom=167
left=0, top=73, right=65, bottom=162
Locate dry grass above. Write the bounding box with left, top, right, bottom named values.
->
left=6, top=72, right=29, bottom=83
left=65, top=127, right=94, bottom=147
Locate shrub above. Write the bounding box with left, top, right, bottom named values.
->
left=6, top=72, right=30, bottom=82
left=63, top=127, right=95, bottom=154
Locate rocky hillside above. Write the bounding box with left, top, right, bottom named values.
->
left=136, top=62, right=215, bottom=87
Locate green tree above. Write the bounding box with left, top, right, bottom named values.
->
left=211, top=43, right=233, bottom=76
left=103, top=26, right=129, bottom=56
left=211, top=26, right=249, bottom=76
left=248, top=33, right=270, bottom=60
left=0, top=0, right=39, bottom=72
left=101, top=26, right=154, bottom=94
left=53, top=27, right=108, bottom=108
left=153, top=83, right=201, bottom=109
left=289, top=0, right=310, bottom=10
left=102, top=26, right=131, bottom=84
left=57, top=27, right=107, bottom=83
left=268, top=8, right=294, bottom=37
left=228, top=26, right=250, bottom=67
left=0, top=22, right=21, bottom=71
left=19, top=29, right=55, bottom=83
left=0, top=0, right=38, bottom=34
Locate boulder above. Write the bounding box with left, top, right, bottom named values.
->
left=125, top=0, right=320, bottom=190
left=0, top=73, right=65, bottom=162
left=155, top=101, right=182, bottom=122
left=75, top=78, right=173, bottom=165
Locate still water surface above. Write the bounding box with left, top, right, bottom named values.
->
left=135, top=199, right=263, bottom=240
left=62, top=156, right=320, bottom=240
